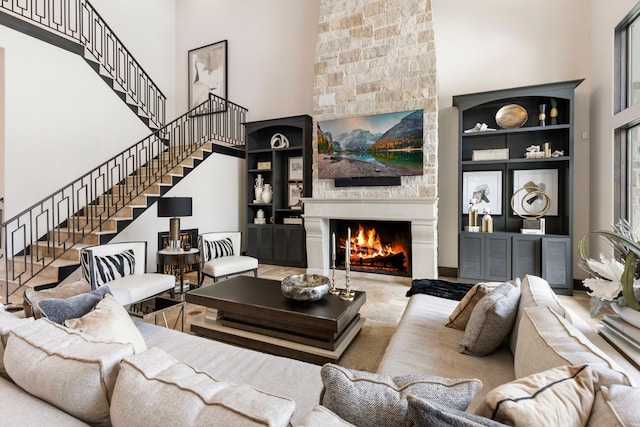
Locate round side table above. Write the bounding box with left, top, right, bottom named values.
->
left=157, top=248, right=200, bottom=297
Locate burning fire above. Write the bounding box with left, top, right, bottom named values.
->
left=344, top=224, right=398, bottom=261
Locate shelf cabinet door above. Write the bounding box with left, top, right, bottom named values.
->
left=459, top=233, right=484, bottom=280
left=274, top=225, right=306, bottom=267
left=512, top=235, right=542, bottom=278
left=484, top=234, right=511, bottom=281
left=246, top=224, right=274, bottom=262
left=542, top=237, right=572, bottom=294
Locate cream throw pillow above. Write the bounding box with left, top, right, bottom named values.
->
left=514, top=306, right=631, bottom=383
left=446, top=283, right=492, bottom=330
left=4, top=318, right=134, bottom=425
left=471, top=364, right=631, bottom=427
left=587, top=384, right=640, bottom=426
left=110, top=347, right=296, bottom=427
left=65, top=293, right=147, bottom=353
left=0, top=310, right=33, bottom=378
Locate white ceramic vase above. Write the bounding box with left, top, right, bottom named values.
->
left=611, top=303, right=640, bottom=329
left=261, top=184, right=273, bottom=203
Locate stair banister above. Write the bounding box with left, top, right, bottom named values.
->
left=2, top=94, right=247, bottom=303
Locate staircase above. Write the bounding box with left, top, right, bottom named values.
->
left=0, top=0, right=249, bottom=304
left=1, top=95, right=247, bottom=305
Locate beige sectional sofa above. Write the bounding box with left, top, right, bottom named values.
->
left=0, top=274, right=638, bottom=426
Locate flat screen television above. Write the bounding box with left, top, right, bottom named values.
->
left=317, top=109, right=424, bottom=182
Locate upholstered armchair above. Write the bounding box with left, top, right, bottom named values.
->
left=80, top=241, right=175, bottom=306
left=198, top=231, right=258, bottom=285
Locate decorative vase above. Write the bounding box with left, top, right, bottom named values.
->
left=254, top=174, right=264, bottom=202
left=611, top=303, right=640, bottom=329
left=261, top=184, right=273, bottom=203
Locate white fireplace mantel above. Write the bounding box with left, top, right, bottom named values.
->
left=302, top=198, right=438, bottom=280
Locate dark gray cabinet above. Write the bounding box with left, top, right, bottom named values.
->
left=244, top=115, right=312, bottom=267
left=454, top=80, right=582, bottom=294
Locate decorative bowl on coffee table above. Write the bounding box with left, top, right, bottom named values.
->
left=281, top=274, right=330, bottom=301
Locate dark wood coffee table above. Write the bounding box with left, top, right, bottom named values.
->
left=185, top=276, right=366, bottom=364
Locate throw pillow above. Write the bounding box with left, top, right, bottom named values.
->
left=514, top=306, right=632, bottom=383
left=293, top=405, right=355, bottom=427
left=509, top=274, right=568, bottom=355
left=470, top=364, right=630, bottom=427
left=65, top=293, right=147, bottom=353
left=37, top=286, right=112, bottom=325
left=587, top=384, right=640, bottom=427
left=93, top=248, right=136, bottom=287
left=320, top=363, right=482, bottom=427
left=406, top=394, right=509, bottom=427
left=446, top=283, right=492, bottom=330
left=24, top=279, right=91, bottom=319
left=460, top=279, right=521, bottom=356
left=203, top=237, right=234, bottom=262
left=110, top=347, right=296, bottom=427
left=4, top=318, right=134, bottom=425
left=0, top=310, right=34, bottom=378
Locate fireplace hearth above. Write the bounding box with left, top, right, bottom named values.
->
left=330, top=220, right=411, bottom=277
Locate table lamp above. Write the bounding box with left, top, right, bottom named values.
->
left=157, top=197, right=192, bottom=251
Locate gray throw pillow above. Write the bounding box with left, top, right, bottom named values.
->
left=460, top=279, right=521, bottom=356
left=407, top=395, right=509, bottom=427
left=38, top=286, right=112, bottom=325
left=320, top=364, right=482, bottom=427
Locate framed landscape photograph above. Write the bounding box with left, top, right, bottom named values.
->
left=188, top=40, right=227, bottom=111
left=462, top=170, right=502, bottom=215
left=288, top=157, right=303, bottom=181
left=512, top=169, right=558, bottom=216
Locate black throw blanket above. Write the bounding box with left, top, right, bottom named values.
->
left=406, top=279, right=474, bottom=301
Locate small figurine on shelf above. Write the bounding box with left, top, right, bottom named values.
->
left=467, top=198, right=480, bottom=232
left=549, top=98, right=558, bottom=125
left=538, top=104, right=546, bottom=127
left=254, top=174, right=264, bottom=202
left=482, top=208, right=493, bottom=233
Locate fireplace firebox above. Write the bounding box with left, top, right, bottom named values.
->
left=330, top=219, right=411, bottom=277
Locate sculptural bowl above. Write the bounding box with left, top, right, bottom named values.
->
left=281, top=274, right=330, bottom=302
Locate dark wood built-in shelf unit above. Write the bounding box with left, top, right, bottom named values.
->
left=244, top=115, right=312, bottom=267
left=453, top=79, right=583, bottom=295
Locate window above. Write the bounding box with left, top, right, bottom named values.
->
left=615, top=4, right=640, bottom=235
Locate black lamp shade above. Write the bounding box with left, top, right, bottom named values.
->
left=157, top=197, right=192, bottom=217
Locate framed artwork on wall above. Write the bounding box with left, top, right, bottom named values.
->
left=288, top=182, right=303, bottom=209
left=512, top=169, right=558, bottom=216
left=288, top=157, right=303, bottom=181
left=462, top=170, right=502, bottom=215
left=188, top=40, right=227, bottom=112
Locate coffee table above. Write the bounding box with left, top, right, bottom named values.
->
left=185, top=276, right=366, bottom=364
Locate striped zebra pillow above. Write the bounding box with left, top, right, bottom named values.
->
left=93, top=249, right=136, bottom=288
left=203, top=237, right=234, bottom=262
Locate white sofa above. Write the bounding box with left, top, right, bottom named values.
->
left=1, top=275, right=638, bottom=426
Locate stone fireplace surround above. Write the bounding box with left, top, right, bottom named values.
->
left=303, top=198, right=438, bottom=281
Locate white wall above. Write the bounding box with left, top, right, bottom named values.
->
left=431, top=0, right=591, bottom=278
left=175, top=0, right=320, bottom=122
left=0, top=25, right=149, bottom=218
left=89, top=0, right=177, bottom=120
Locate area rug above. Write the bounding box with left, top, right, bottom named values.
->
left=406, top=279, right=474, bottom=301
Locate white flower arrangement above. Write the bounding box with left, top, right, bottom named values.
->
left=579, top=220, right=640, bottom=317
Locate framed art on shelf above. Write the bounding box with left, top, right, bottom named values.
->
left=462, top=170, right=502, bottom=215
left=512, top=169, right=558, bottom=216
left=188, top=40, right=227, bottom=112
left=288, top=182, right=303, bottom=209
left=288, top=157, right=303, bottom=181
